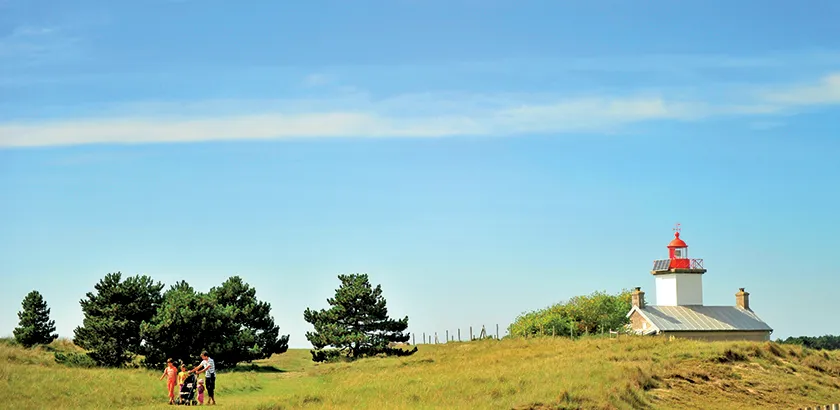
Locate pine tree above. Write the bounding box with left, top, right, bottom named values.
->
left=303, top=273, right=416, bottom=361
left=13, top=290, right=58, bottom=348
left=74, top=272, right=164, bottom=367
left=140, top=277, right=290, bottom=370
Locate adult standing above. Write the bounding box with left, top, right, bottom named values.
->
left=191, top=351, right=216, bottom=405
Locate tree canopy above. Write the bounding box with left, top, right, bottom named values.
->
left=13, top=290, right=58, bottom=348
left=140, top=276, right=289, bottom=370
left=74, top=272, right=288, bottom=368
left=508, top=289, right=632, bottom=338
left=779, top=335, right=840, bottom=351
left=73, top=272, right=164, bottom=367
left=304, top=273, right=416, bottom=362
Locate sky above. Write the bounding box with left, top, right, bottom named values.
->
left=1, top=0, right=839, bottom=348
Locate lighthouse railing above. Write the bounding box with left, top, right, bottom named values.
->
left=651, top=258, right=705, bottom=271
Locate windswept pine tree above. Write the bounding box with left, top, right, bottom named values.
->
left=13, top=290, right=58, bottom=348
left=304, top=273, right=416, bottom=362
left=73, top=272, right=164, bottom=367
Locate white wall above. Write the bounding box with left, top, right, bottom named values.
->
left=676, top=274, right=703, bottom=305
left=654, top=273, right=703, bottom=306
left=655, top=275, right=677, bottom=305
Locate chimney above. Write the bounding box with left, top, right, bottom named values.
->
left=631, top=287, right=645, bottom=309
left=736, top=288, right=750, bottom=311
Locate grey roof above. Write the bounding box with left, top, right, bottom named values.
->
left=633, top=305, right=773, bottom=332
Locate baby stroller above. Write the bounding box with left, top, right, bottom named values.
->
left=178, top=373, right=198, bottom=406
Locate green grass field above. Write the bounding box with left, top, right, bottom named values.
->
left=2, top=336, right=839, bottom=409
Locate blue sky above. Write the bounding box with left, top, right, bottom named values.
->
left=1, top=0, right=839, bottom=348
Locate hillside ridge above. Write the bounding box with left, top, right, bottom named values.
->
left=1, top=336, right=839, bottom=409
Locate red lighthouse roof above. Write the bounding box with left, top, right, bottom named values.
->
left=668, top=232, right=688, bottom=248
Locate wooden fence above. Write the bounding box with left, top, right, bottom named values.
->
left=511, top=325, right=625, bottom=339
left=410, top=324, right=626, bottom=345
left=798, top=404, right=839, bottom=410
left=411, top=324, right=503, bottom=344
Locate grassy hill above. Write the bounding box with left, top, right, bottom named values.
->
left=2, top=336, right=839, bottom=409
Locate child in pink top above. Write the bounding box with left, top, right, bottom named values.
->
left=197, top=378, right=205, bottom=405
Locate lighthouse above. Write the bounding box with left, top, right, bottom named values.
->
left=651, top=223, right=706, bottom=306
left=626, top=224, right=773, bottom=341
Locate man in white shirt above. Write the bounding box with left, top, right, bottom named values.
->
left=191, top=351, right=216, bottom=405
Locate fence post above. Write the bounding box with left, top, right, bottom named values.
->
left=412, top=333, right=415, bottom=345
left=458, top=328, right=461, bottom=342
left=496, top=324, right=499, bottom=339
left=434, top=332, right=438, bottom=344
left=470, top=326, right=473, bottom=341
left=446, top=330, right=449, bottom=343
left=423, top=332, right=426, bottom=344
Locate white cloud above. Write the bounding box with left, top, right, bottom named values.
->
left=2, top=72, right=839, bottom=148
left=0, top=96, right=691, bottom=147
left=761, top=73, right=840, bottom=106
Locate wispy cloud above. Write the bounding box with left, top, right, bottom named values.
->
left=1, top=72, right=839, bottom=148
left=761, top=73, right=840, bottom=106
left=0, top=96, right=689, bottom=147
left=0, top=24, right=81, bottom=65
left=302, top=73, right=331, bottom=87
left=749, top=121, right=786, bottom=131
left=11, top=26, right=58, bottom=36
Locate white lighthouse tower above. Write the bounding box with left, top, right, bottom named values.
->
left=651, top=224, right=706, bottom=306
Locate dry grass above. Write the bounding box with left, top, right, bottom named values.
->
left=2, top=336, right=839, bottom=409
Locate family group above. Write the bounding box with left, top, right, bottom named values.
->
left=159, top=351, right=217, bottom=406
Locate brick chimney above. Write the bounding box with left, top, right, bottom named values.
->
left=631, top=287, right=646, bottom=309
left=736, top=288, right=750, bottom=311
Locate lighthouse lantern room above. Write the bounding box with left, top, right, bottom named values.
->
left=651, top=224, right=707, bottom=306
left=668, top=226, right=689, bottom=268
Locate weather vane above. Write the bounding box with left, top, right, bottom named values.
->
left=673, top=223, right=681, bottom=234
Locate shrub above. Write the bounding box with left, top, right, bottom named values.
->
left=310, top=348, right=343, bottom=363
left=54, top=352, right=97, bottom=368
left=508, top=290, right=632, bottom=338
